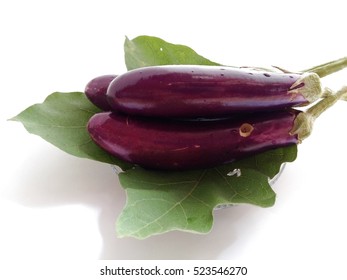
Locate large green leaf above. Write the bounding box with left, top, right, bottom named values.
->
left=10, top=35, right=300, bottom=239
left=116, top=145, right=297, bottom=239
left=10, top=92, right=132, bottom=170
left=124, top=35, right=221, bottom=70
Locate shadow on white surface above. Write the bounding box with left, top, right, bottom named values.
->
left=6, top=145, right=262, bottom=260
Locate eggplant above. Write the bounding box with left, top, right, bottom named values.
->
left=85, top=74, right=117, bottom=111
left=106, top=65, right=321, bottom=118
left=87, top=110, right=299, bottom=170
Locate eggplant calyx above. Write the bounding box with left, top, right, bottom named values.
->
left=288, top=72, right=322, bottom=104
left=291, top=86, right=347, bottom=142
left=290, top=112, right=314, bottom=143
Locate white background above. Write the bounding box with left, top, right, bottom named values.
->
left=1, top=0, right=346, bottom=279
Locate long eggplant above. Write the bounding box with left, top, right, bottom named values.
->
left=85, top=74, right=117, bottom=111
left=87, top=110, right=299, bottom=170
left=106, top=65, right=321, bottom=118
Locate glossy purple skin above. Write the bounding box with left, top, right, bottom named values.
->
left=107, top=66, right=307, bottom=118
left=87, top=110, right=299, bottom=170
left=85, top=75, right=117, bottom=111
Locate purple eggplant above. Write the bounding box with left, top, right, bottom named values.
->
left=87, top=110, right=299, bottom=170
left=106, top=65, right=321, bottom=118
left=85, top=75, right=117, bottom=111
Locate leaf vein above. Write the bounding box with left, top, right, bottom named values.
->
left=122, top=178, right=198, bottom=187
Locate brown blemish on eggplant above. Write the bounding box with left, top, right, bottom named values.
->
left=239, top=123, right=254, bottom=137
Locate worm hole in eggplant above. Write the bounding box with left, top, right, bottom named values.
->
left=239, top=123, right=254, bottom=137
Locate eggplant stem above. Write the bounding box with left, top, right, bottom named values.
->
left=302, top=57, right=347, bottom=78
left=307, top=86, right=347, bottom=119
left=322, top=87, right=334, bottom=98
left=291, top=86, right=347, bottom=142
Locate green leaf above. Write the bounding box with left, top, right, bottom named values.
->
left=116, top=145, right=297, bottom=239
left=10, top=92, right=132, bottom=170
left=228, top=145, right=298, bottom=179
left=10, top=35, right=300, bottom=239
left=124, top=35, right=221, bottom=70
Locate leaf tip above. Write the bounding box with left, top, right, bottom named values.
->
left=7, top=116, right=17, bottom=122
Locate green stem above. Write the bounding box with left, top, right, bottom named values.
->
left=302, top=56, right=347, bottom=78
left=322, top=87, right=334, bottom=98
left=306, top=86, right=347, bottom=119
left=290, top=86, right=347, bottom=142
